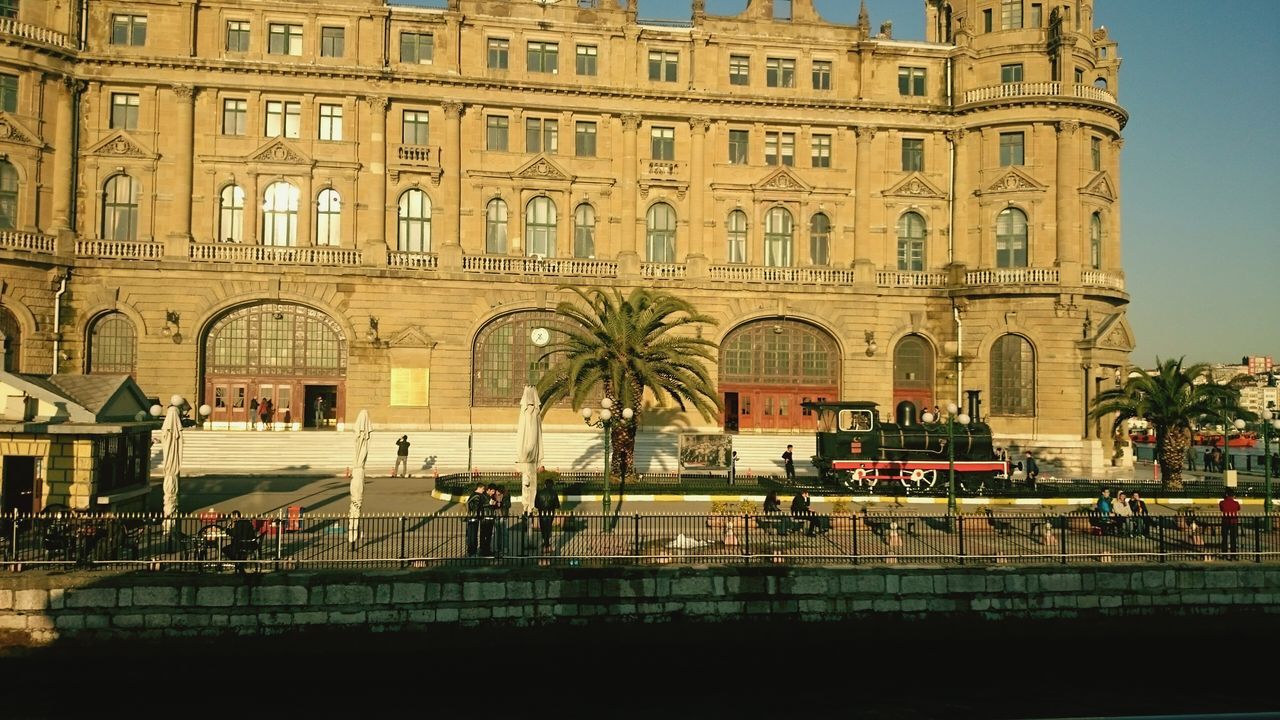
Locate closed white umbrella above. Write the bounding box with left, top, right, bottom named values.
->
left=160, top=403, right=183, bottom=533
left=348, top=409, right=371, bottom=548
left=515, top=386, right=542, bottom=512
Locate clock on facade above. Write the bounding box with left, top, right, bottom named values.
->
left=530, top=327, right=551, bottom=347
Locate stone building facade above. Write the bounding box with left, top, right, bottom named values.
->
left=0, top=0, right=1132, bottom=471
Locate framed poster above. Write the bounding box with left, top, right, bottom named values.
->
left=679, top=433, right=733, bottom=471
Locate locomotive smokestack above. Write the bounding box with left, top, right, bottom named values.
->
left=965, top=390, right=982, bottom=423
left=895, top=401, right=918, bottom=427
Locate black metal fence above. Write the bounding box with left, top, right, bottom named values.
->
left=1, top=509, right=1277, bottom=571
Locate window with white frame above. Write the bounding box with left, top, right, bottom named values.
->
left=575, top=44, right=597, bottom=76
left=111, top=15, right=147, bottom=46
left=646, top=203, right=676, bottom=262
left=898, top=66, right=926, bottom=96
left=648, top=51, right=678, bottom=82
left=574, top=203, right=596, bottom=258
left=110, top=93, right=139, bottom=130
left=262, top=181, right=300, bottom=246
left=999, top=131, right=1024, bottom=166
left=402, top=110, right=429, bottom=145
left=319, top=104, right=343, bottom=141
left=316, top=188, right=341, bottom=246
left=575, top=121, right=597, bottom=157
left=268, top=23, right=302, bottom=56
left=219, top=185, right=245, bottom=243
left=486, top=115, right=509, bottom=151
left=525, top=117, right=558, bottom=154
left=321, top=27, right=344, bottom=58
left=226, top=21, right=250, bottom=52
left=525, top=196, right=557, bottom=257
left=265, top=100, right=301, bottom=139
left=527, top=41, right=558, bottom=73
left=729, top=55, right=750, bottom=85
left=996, top=207, right=1028, bottom=267
left=812, top=60, right=832, bottom=90
left=397, top=189, right=431, bottom=252
left=811, top=134, right=831, bottom=168
left=401, top=32, right=434, bottom=63
left=764, top=207, right=793, bottom=267
left=728, top=129, right=749, bottom=165
left=765, top=131, right=794, bottom=166
left=486, top=198, right=508, bottom=254
left=1001, top=0, right=1023, bottom=29
left=766, top=57, right=795, bottom=88
left=222, top=99, right=247, bottom=136
left=102, top=174, right=138, bottom=240
left=726, top=209, right=747, bottom=263
left=897, top=212, right=926, bottom=271
left=651, top=127, right=674, bottom=161
left=1001, top=63, right=1024, bottom=83
left=488, top=38, right=509, bottom=69
left=902, top=137, right=924, bottom=171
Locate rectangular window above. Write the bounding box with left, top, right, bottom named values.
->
left=650, top=127, right=675, bottom=161
left=525, top=117, right=558, bottom=154
left=319, top=104, right=343, bottom=141
left=575, top=45, right=597, bottom=76
left=898, top=67, right=926, bottom=96
left=268, top=23, right=302, bottom=56
left=648, top=51, right=678, bottom=82
left=265, top=100, right=301, bottom=139
left=401, top=32, right=434, bottom=64
left=766, top=57, right=795, bottom=88
left=1001, top=0, right=1023, bottom=29
left=1074, top=67, right=1084, bottom=83
left=488, top=38, right=509, bottom=69
left=1091, top=136, right=1102, bottom=172
left=812, top=60, right=832, bottom=90
left=226, top=21, right=250, bottom=52
left=1001, top=63, right=1024, bottom=83
left=982, top=9, right=993, bottom=32
left=0, top=73, right=16, bottom=113
left=1030, top=3, right=1043, bottom=27
left=402, top=110, right=429, bottom=145
left=999, top=131, right=1024, bottom=166
left=110, top=93, right=139, bottom=131
left=728, top=129, right=749, bottom=165
left=765, top=131, right=794, bottom=166
left=527, top=41, right=558, bottom=73
left=486, top=115, right=509, bottom=151
left=0, top=1, right=15, bottom=19
left=320, top=27, right=344, bottom=58
left=902, top=138, right=924, bottom=172
left=111, top=15, right=147, bottom=46
left=222, top=98, right=247, bottom=136
left=729, top=55, right=750, bottom=86
left=811, top=134, right=831, bottom=168
left=575, top=121, right=597, bottom=157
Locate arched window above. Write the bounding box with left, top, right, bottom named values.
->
left=397, top=188, right=431, bottom=252
left=219, top=185, right=245, bottom=243
left=898, top=212, right=926, bottom=271
left=892, top=334, right=934, bottom=411
left=0, top=160, right=17, bottom=230
left=1093, top=77, right=1108, bottom=90
left=206, top=303, right=346, bottom=376
left=87, top=312, right=137, bottom=375
left=809, top=213, right=830, bottom=266
left=316, top=188, right=341, bottom=246
left=0, top=306, right=19, bottom=372
left=991, top=334, right=1035, bottom=415
left=262, top=181, right=299, bottom=247
left=472, top=311, right=586, bottom=406
left=764, top=206, right=793, bottom=267
left=102, top=174, right=138, bottom=241
left=1089, top=212, right=1102, bottom=270
left=486, top=198, right=509, bottom=254
left=525, top=196, right=556, bottom=257
left=646, top=202, right=676, bottom=262
left=996, top=207, right=1028, bottom=268
left=719, top=318, right=840, bottom=431
left=726, top=209, right=747, bottom=263
left=573, top=203, right=595, bottom=258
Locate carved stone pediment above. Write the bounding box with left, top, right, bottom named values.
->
left=883, top=172, right=946, bottom=199
left=0, top=113, right=38, bottom=146
left=388, top=325, right=438, bottom=349
left=1082, top=171, right=1116, bottom=201
left=980, top=167, right=1047, bottom=195
left=754, top=167, right=810, bottom=193
left=248, top=138, right=311, bottom=165
left=1092, top=312, right=1135, bottom=352
left=513, top=155, right=574, bottom=183
left=86, top=131, right=154, bottom=159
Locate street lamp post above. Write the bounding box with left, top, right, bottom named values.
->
left=1262, top=407, right=1280, bottom=517
left=923, top=402, right=971, bottom=515
left=582, top=398, right=633, bottom=514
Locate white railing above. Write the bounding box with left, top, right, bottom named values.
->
left=875, top=270, right=947, bottom=288
left=0, top=18, right=71, bottom=48
left=707, top=265, right=855, bottom=284
left=75, top=239, right=164, bottom=260
left=461, top=255, right=618, bottom=277
left=189, top=242, right=362, bottom=266
left=640, top=262, right=686, bottom=280
left=962, top=82, right=1117, bottom=105
left=965, top=267, right=1060, bottom=286
left=395, top=145, right=440, bottom=164
left=0, top=230, right=55, bottom=254
left=646, top=160, right=685, bottom=177
left=1081, top=269, right=1125, bottom=290
left=389, top=251, right=439, bottom=270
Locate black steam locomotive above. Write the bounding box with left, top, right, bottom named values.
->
left=802, top=392, right=1007, bottom=493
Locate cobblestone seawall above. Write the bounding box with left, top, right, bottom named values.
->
left=2, top=564, right=1277, bottom=644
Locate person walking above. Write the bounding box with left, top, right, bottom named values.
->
left=314, top=396, right=327, bottom=429
left=1024, top=451, right=1039, bottom=491
left=534, top=478, right=560, bottom=552
left=393, top=435, right=411, bottom=477
left=248, top=397, right=259, bottom=430
left=1219, top=487, right=1241, bottom=560
left=782, top=444, right=796, bottom=482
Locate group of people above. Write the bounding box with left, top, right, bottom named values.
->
left=762, top=489, right=830, bottom=536
left=1193, top=446, right=1229, bottom=473
left=464, top=481, right=514, bottom=557
left=247, top=397, right=284, bottom=429
left=1094, top=487, right=1152, bottom=537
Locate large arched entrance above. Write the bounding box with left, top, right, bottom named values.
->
left=892, top=334, right=936, bottom=413
left=719, top=318, right=840, bottom=432
left=202, top=303, right=347, bottom=429
left=0, top=306, right=19, bottom=372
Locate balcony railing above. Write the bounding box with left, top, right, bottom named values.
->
left=189, top=242, right=362, bottom=266
left=965, top=267, right=1060, bottom=286
left=646, top=160, right=685, bottom=177
left=707, top=265, right=855, bottom=284
left=0, top=230, right=55, bottom=254
left=876, top=270, right=947, bottom=288
left=640, top=262, right=686, bottom=280
left=962, top=81, right=1117, bottom=105
left=389, top=251, right=439, bottom=270
left=1081, top=269, right=1125, bottom=290
left=462, top=254, right=619, bottom=277
left=0, top=17, right=72, bottom=49
left=395, top=144, right=440, bottom=165
left=75, top=239, right=164, bottom=260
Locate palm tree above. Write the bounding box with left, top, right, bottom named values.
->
left=1090, top=357, right=1254, bottom=490
left=538, top=287, right=721, bottom=482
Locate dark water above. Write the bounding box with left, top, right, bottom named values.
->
left=2, top=614, right=1276, bottom=718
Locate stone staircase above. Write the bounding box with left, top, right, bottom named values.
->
left=155, top=429, right=814, bottom=479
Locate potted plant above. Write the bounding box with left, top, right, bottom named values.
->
left=828, top=498, right=855, bottom=530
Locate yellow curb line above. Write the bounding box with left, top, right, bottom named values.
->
left=431, top=488, right=1266, bottom=506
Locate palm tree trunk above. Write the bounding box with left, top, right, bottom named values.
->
left=613, top=422, right=635, bottom=483
left=1158, top=425, right=1191, bottom=491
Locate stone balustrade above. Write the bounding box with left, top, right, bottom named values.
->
left=640, top=262, right=686, bottom=280
left=962, top=81, right=1117, bottom=105
left=75, top=239, right=164, bottom=260
left=389, top=251, right=439, bottom=270
left=462, top=254, right=619, bottom=277
left=0, top=17, right=72, bottom=48
left=1081, top=269, right=1125, bottom=290
left=0, top=230, right=55, bottom=255
left=966, top=267, right=1060, bottom=286
left=189, top=242, right=362, bottom=266
left=875, top=270, right=947, bottom=288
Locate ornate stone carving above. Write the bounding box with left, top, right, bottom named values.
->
left=1083, top=172, right=1116, bottom=201
left=760, top=169, right=803, bottom=190
left=95, top=133, right=146, bottom=157
left=885, top=173, right=945, bottom=199
left=983, top=168, right=1044, bottom=194
left=945, top=128, right=967, bottom=144
left=252, top=141, right=302, bottom=163
left=620, top=113, right=642, bottom=132
left=854, top=125, right=878, bottom=141
left=171, top=84, right=195, bottom=103
left=442, top=101, right=464, bottom=119
left=515, top=156, right=569, bottom=181
left=0, top=117, right=31, bottom=144
left=688, top=117, right=710, bottom=134
left=1057, top=120, right=1080, bottom=136
left=364, top=96, right=389, bottom=113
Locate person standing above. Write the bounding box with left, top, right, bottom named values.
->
left=1185, top=446, right=1197, bottom=471
left=1219, top=488, right=1241, bottom=560
left=534, top=478, right=560, bottom=552
left=393, top=435, right=411, bottom=477
left=1024, top=451, right=1039, bottom=491
left=728, top=450, right=738, bottom=485
left=314, top=395, right=327, bottom=429
left=249, top=397, right=259, bottom=430
left=465, top=482, right=486, bottom=556
left=782, top=444, right=796, bottom=482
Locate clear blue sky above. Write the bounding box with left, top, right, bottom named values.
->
left=395, top=0, right=1280, bottom=367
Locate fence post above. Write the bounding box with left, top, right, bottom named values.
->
left=742, top=514, right=751, bottom=558
left=851, top=514, right=859, bottom=564
left=399, top=516, right=408, bottom=565
left=1255, top=516, right=1263, bottom=564
left=274, top=510, right=284, bottom=569
left=1158, top=519, right=1166, bottom=562
left=633, top=513, right=641, bottom=557
left=1059, top=514, right=1068, bottom=564
left=957, top=513, right=965, bottom=564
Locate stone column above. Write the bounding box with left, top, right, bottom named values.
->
left=439, top=101, right=464, bottom=269
left=853, top=125, right=876, bottom=262
left=618, top=113, right=641, bottom=276
left=51, top=78, right=80, bottom=249
left=165, top=84, right=196, bottom=258
left=244, top=172, right=259, bottom=245
left=1055, top=120, right=1081, bottom=271
left=1109, top=136, right=1124, bottom=270
left=686, top=117, right=708, bottom=272
left=298, top=173, right=313, bottom=247
left=947, top=128, right=971, bottom=266
left=363, top=95, right=389, bottom=266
